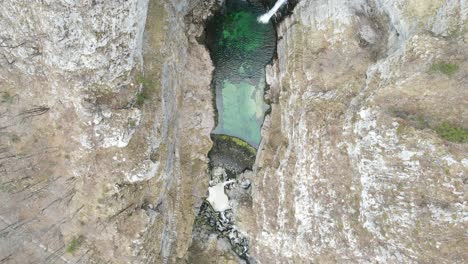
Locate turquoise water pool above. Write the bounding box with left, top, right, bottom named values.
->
left=207, top=0, right=276, bottom=148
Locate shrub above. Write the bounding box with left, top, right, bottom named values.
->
left=66, top=237, right=82, bottom=254
left=136, top=90, right=150, bottom=107
left=435, top=122, right=468, bottom=143
left=430, top=62, right=459, bottom=76
left=135, top=75, right=154, bottom=107
left=136, top=75, right=152, bottom=87
left=10, top=134, right=20, bottom=143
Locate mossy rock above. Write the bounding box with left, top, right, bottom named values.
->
left=209, top=134, right=257, bottom=175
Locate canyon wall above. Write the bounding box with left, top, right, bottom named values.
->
left=243, top=0, right=467, bottom=263
left=0, top=0, right=214, bottom=263
left=1, top=0, right=466, bottom=263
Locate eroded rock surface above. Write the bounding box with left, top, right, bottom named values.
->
left=243, top=0, right=467, bottom=263
left=0, top=0, right=214, bottom=263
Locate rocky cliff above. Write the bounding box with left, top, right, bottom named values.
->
left=241, top=0, right=467, bottom=263
left=1, top=0, right=466, bottom=263
left=0, top=0, right=214, bottom=263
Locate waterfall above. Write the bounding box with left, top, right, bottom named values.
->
left=257, top=0, right=287, bottom=24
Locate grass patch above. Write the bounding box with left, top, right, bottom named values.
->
left=435, top=122, right=468, bottom=143
left=430, top=62, right=459, bottom=76
left=66, top=236, right=83, bottom=254
left=1, top=92, right=15, bottom=103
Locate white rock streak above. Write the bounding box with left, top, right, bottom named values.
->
left=207, top=180, right=235, bottom=212
left=258, top=0, right=287, bottom=24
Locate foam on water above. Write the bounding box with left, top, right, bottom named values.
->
left=258, top=0, right=288, bottom=24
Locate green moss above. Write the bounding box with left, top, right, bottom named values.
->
left=66, top=237, right=82, bottom=254
left=430, top=62, right=459, bottom=76
left=396, top=123, right=406, bottom=136
left=382, top=212, right=389, bottom=223
left=444, top=167, right=450, bottom=175
left=136, top=91, right=149, bottom=107
left=435, top=122, right=468, bottom=143
left=210, top=134, right=257, bottom=174
left=128, top=119, right=137, bottom=127
left=1, top=92, right=14, bottom=103
left=136, top=75, right=153, bottom=87
left=0, top=183, right=8, bottom=192
left=219, top=134, right=257, bottom=156
left=414, top=116, right=429, bottom=129
left=448, top=27, right=468, bottom=38
left=336, top=220, right=344, bottom=232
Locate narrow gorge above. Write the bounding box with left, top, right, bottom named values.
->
left=0, top=0, right=466, bottom=263
left=189, top=1, right=276, bottom=262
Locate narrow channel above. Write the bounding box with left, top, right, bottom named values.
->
left=188, top=0, right=278, bottom=262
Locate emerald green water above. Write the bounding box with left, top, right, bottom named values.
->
left=207, top=0, right=276, bottom=148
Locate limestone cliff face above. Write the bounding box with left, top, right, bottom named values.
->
left=244, top=0, right=467, bottom=263
left=0, top=0, right=214, bottom=263
left=1, top=0, right=466, bottom=263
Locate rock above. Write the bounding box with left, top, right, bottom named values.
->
left=207, top=180, right=235, bottom=212
left=0, top=0, right=215, bottom=263
left=240, top=179, right=251, bottom=189
left=241, top=0, right=467, bottom=263
left=1, top=0, right=466, bottom=263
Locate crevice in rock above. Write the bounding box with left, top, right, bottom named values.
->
left=186, top=0, right=301, bottom=263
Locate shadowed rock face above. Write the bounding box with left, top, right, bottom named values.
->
left=241, top=0, right=467, bottom=263
left=0, top=0, right=215, bottom=263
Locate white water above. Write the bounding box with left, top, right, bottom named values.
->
left=207, top=180, right=236, bottom=212
left=258, top=0, right=287, bottom=24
